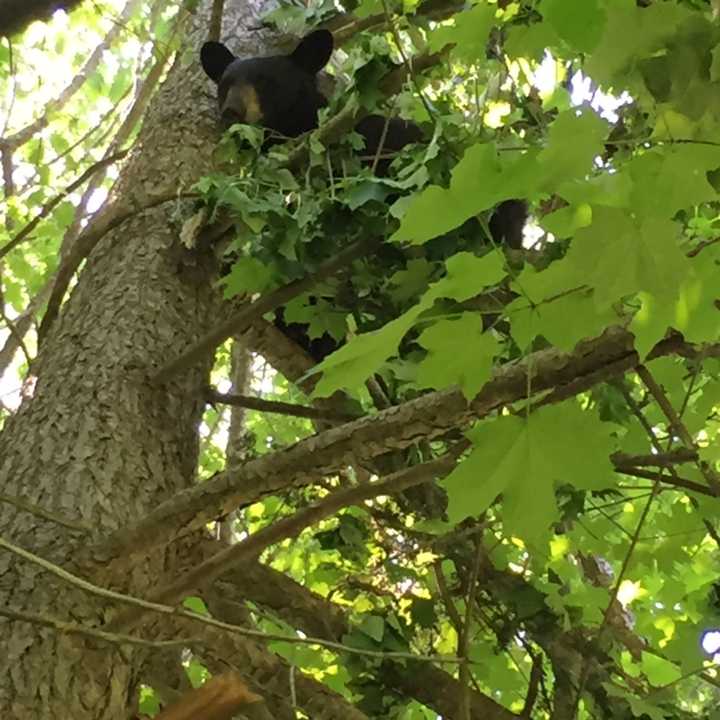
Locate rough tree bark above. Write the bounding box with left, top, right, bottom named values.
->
left=0, top=2, right=271, bottom=718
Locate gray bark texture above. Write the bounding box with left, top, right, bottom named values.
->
left=0, top=1, right=272, bottom=717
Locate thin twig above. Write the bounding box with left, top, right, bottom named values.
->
left=0, top=305, right=31, bottom=368
left=459, top=538, right=483, bottom=720
left=370, top=114, right=392, bottom=176
left=207, top=388, right=359, bottom=422
left=0, top=279, right=52, bottom=377
left=572, top=371, right=699, bottom=715
left=0, top=146, right=14, bottom=207
left=0, top=605, right=201, bottom=649
left=381, top=0, right=436, bottom=123
left=35, top=18, right=182, bottom=343
left=614, top=467, right=712, bottom=496
left=208, top=0, right=225, bottom=41
left=637, top=364, right=720, bottom=494
left=1, top=0, right=142, bottom=149
left=611, top=449, right=697, bottom=467
left=571, top=478, right=662, bottom=717
left=687, top=236, right=720, bottom=257
left=433, top=560, right=463, bottom=634
left=0, top=532, right=474, bottom=665
left=521, top=653, right=543, bottom=719
left=634, top=365, right=720, bottom=548
left=0, top=150, right=129, bottom=261
left=0, top=38, right=16, bottom=138
left=636, top=366, right=695, bottom=448
left=47, top=91, right=129, bottom=169
left=326, top=0, right=463, bottom=45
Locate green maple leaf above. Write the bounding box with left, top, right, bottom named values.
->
left=416, top=314, right=499, bottom=398
left=311, top=314, right=417, bottom=397
left=640, top=652, right=682, bottom=687
left=429, top=2, right=496, bottom=62
left=425, top=251, right=507, bottom=304
left=629, top=146, right=720, bottom=218
left=311, top=251, right=507, bottom=396
left=221, top=257, right=275, bottom=298
left=443, top=416, right=525, bottom=525
left=508, top=259, right=618, bottom=352
left=540, top=0, right=606, bottom=54
left=537, top=109, right=608, bottom=189
left=393, top=144, right=537, bottom=245
left=445, top=403, right=613, bottom=549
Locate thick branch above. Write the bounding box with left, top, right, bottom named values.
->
left=90, top=327, right=713, bottom=566
left=107, top=450, right=462, bottom=630
left=215, top=560, right=519, bottom=720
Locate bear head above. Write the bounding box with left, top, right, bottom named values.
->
left=200, top=30, right=334, bottom=139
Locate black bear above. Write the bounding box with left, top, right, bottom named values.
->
left=200, top=30, right=334, bottom=138
left=200, top=29, right=527, bottom=240
left=200, top=29, right=423, bottom=175
left=199, top=30, right=527, bottom=361
left=200, top=30, right=430, bottom=362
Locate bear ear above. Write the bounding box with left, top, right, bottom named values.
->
left=290, top=29, right=333, bottom=74
left=201, top=41, right=236, bottom=83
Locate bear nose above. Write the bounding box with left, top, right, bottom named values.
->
left=221, top=105, right=246, bottom=125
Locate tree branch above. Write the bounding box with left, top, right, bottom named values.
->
left=1, top=0, right=141, bottom=147
left=153, top=237, right=377, bottom=382
left=213, top=558, right=519, bottom=720
left=107, top=448, right=464, bottom=631
left=0, top=150, right=129, bottom=262
left=207, top=388, right=360, bottom=422
left=90, top=327, right=719, bottom=566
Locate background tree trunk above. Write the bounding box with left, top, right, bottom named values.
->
left=0, top=2, right=270, bottom=717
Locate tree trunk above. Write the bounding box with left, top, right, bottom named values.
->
left=0, top=2, right=269, bottom=717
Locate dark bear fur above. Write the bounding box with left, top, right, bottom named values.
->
left=201, top=30, right=423, bottom=174
left=201, top=31, right=333, bottom=138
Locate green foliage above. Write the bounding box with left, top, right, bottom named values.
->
left=137, top=686, right=161, bottom=716
left=6, top=0, right=720, bottom=718
left=186, top=0, right=720, bottom=713
left=428, top=2, right=496, bottom=62
left=443, top=403, right=614, bottom=548
left=0, top=0, right=180, bottom=388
